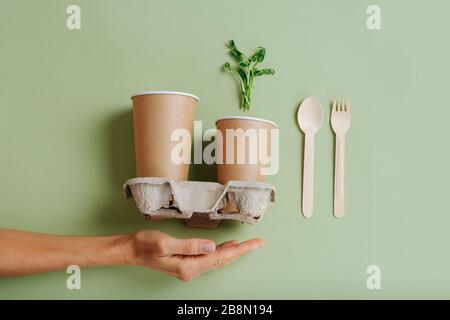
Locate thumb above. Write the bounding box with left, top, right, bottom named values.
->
left=168, top=238, right=216, bottom=255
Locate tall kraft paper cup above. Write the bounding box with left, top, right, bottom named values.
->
left=132, top=91, right=198, bottom=180
left=216, top=116, right=277, bottom=184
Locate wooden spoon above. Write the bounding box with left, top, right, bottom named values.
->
left=297, top=97, right=323, bottom=218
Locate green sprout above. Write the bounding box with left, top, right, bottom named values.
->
left=222, top=40, right=275, bottom=111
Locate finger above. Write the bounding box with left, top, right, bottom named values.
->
left=192, top=238, right=263, bottom=275
left=165, top=237, right=216, bottom=256
left=217, top=240, right=240, bottom=249
left=163, top=242, right=239, bottom=281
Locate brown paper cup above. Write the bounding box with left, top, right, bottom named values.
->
left=132, top=91, right=198, bottom=180
left=216, top=116, right=277, bottom=184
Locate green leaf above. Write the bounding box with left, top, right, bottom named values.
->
left=250, top=47, right=266, bottom=64
left=227, top=40, right=236, bottom=49
left=253, top=68, right=275, bottom=77
left=223, top=62, right=233, bottom=71
left=239, top=61, right=249, bottom=68
left=227, top=40, right=248, bottom=63
left=236, top=67, right=248, bottom=83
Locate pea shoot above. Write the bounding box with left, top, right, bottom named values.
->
left=223, top=40, right=275, bottom=111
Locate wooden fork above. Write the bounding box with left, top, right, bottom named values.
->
left=331, top=98, right=352, bottom=218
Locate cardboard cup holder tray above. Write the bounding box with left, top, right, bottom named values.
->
left=123, top=177, right=275, bottom=228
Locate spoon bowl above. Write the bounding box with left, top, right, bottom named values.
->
left=297, top=97, right=323, bottom=133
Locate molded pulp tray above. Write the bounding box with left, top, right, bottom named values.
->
left=123, top=177, right=275, bottom=228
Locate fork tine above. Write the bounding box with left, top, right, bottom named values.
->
left=333, top=98, right=337, bottom=112
left=339, top=98, right=342, bottom=112
left=346, top=98, right=351, bottom=112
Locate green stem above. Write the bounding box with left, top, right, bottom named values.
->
left=232, top=70, right=247, bottom=109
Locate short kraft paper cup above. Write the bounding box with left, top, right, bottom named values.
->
left=215, top=116, right=277, bottom=184
left=132, top=91, right=198, bottom=180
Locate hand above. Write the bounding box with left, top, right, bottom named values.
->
left=127, top=230, right=263, bottom=281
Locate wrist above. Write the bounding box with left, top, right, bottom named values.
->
left=115, top=233, right=136, bottom=266
left=77, top=233, right=136, bottom=268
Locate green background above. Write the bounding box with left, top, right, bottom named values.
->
left=1, top=0, right=449, bottom=299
